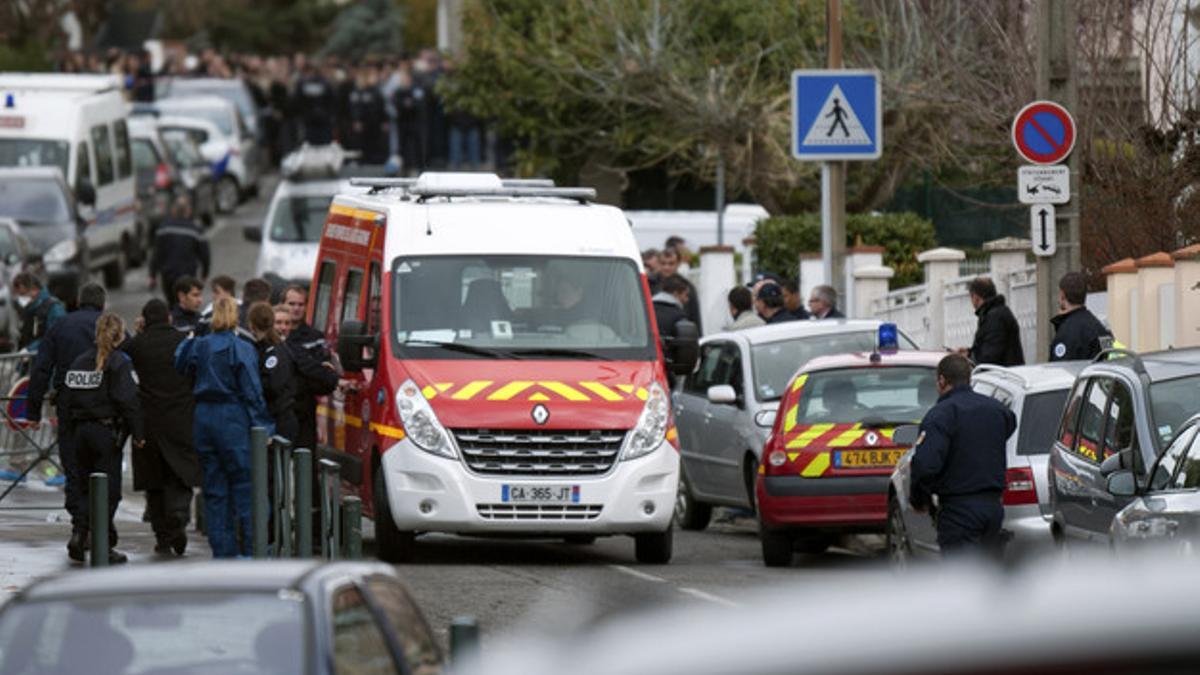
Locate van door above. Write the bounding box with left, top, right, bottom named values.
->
left=338, top=265, right=366, bottom=464
left=87, top=122, right=119, bottom=261
left=311, top=258, right=338, bottom=451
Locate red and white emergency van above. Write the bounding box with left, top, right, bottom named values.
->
left=309, top=173, right=696, bottom=564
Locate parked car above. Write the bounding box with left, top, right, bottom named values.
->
left=887, top=361, right=1085, bottom=564
left=756, top=347, right=943, bottom=566
left=0, top=560, right=443, bottom=674
left=1106, top=413, right=1200, bottom=553
left=159, top=76, right=263, bottom=141
left=128, top=115, right=215, bottom=232
left=673, top=319, right=918, bottom=531
left=153, top=95, right=261, bottom=199
left=1047, top=348, right=1200, bottom=548
left=0, top=167, right=91, bottom=302
left=150, top=114, right=243, bottom=213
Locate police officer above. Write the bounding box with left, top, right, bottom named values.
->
left=347, top=66, right=389, bottom=165
left=282, top=284, right=339, bottom=453
left=247, top=301, right=298, bottom=441
left=294, top=63, right=336, bottom=145
left=25, top=283, right=108, bottom=562
left=1049, top=271, right=1111, bottom=362
left=174, top=296, right=274, bottom=558
left=170, top=276, right=205, bottom=334
left=910, top=354, right=1016, bottom=556
left=150, top=197, right=210, bottom=306
left=124, top=299, right=201, bottom=557
left=60, top=312, right=145, bottom=564
left=11, top=272, right=65, bottom=352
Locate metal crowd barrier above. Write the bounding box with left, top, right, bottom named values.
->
left=250, top=427, right=361, bottom=560
left=0, top=351, right=62, bottom=509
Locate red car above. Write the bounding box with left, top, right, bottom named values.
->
left=756, top=350, right=944, bottom=566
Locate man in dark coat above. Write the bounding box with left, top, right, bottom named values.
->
left=652, top=276, right=692, bottom=387
left=150, top=198, right=210, bottom=306
left=123, top=299, right=201, bottom=556
left=25, top=283, right=107, bottom=560
left=1049, top=272, right=1112, bottom=362
left=966, top=277, right=1025, bottom=367
left=657, top=247, right=702, bottom=333
left=282, top=285, right=339, bottom=452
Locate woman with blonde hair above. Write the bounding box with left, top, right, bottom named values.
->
left=60, top=311, right=144, bottom=565
left=175, top=296, right=274, bottom=558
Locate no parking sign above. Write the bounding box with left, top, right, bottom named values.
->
left=1012, top=101, right=1075, bottom=165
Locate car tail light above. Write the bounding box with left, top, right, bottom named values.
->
left=154, top=162, right=172, bottom=189
left=1002, top=466, right=1038, bottom=506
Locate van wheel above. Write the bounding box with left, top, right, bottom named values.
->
left=103, top=247, right=126, bottom=289
left=216, top=176, right=239, bottom=213
left=675, top=472, right=711, bottom=531
left=373, top=468, right=415, bottom=563
left=761, top=530, right=793, bottom=567
left=634, top=527, right=673, bottom=564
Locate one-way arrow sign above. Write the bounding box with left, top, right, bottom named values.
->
left=1031, top=204, right=1056, bottom=257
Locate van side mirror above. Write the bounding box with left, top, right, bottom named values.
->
left=1106, top=470, right=1137, bottom=498
left=337, top=320, right=377, bottom=372
left=1099, top=452, right=1124, bottom=478
left=242, top=225, right=262, bottom=243
left=893, top=424, right=920, bottom=447
left=667, top=320, right=699, bottom=376
left=76, top=180, right=96, bottom=207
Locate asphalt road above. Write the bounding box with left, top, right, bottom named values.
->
left=84, top=174, right=886, bottom=645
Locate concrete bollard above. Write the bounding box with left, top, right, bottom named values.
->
left=271, top=437, right=293, bottom=558
left=89, top=472, right=108, bottom=568
left=449, top=616, right=481, bottom=664
left=251, top=427, right=269, bottom=559
left=341, top=496, right=362, bottom=559
left=293, top=448, right=312, bottom=557
left=318, top=459, right=340, bottom=560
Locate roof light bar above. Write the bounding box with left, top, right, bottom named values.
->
left=410, top=185, right=596, bottom=203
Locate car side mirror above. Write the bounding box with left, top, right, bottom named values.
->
left=1099, top=452, right=1124, bottom=478
left=242, top=225, right=262, bottom=243
left=337, top=320, right=377, bottom=372
left=707, top=384, right=737, bottom=405
left=667, top=320, right=699, bottom=376
left=76, top=180, right=96, bottom=207
left=754, top=410, right=777, bottom=429
left=1106, top=470, right=1137, bottom=498
left=893, top=424, right=920, bottom=447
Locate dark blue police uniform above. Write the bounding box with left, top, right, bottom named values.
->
left=175, top=331, right=274, bottom=558
left=910, top=385, right=1016, bottom=554
left=26, top=305, right=103, bottom=537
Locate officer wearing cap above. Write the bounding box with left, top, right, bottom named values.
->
left=755, top=283, right=797, bottom=325
left=910, top=353, right=1015, bottom=556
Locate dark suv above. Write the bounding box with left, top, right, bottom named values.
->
left=1047, top=348, right=1200, bottom=547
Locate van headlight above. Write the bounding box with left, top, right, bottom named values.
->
left=396, top=379, right=455, bottom=458
left=44, top=239, right=78, bottom=265
left=623, top=383, right=669, bottom=460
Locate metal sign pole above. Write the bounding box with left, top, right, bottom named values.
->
left=825, top=0, right=846, bottom=293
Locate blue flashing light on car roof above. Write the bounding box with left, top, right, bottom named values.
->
left=4, top=93, right=13, bottom=109
left=878, top=322, right=899, bottom=353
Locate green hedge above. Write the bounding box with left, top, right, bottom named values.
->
left=753, top=212, right=936, bottom=289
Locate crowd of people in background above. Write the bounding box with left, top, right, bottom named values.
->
left=58, top=46, right=496, bottom=173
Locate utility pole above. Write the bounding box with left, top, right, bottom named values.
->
left=822, top=0, right=847, bottom=295
left=1034, top=0, right=1080, bottom=361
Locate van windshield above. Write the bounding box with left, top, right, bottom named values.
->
left=0, top=177, right=71, bottom=224
left=0, top=139, right=70, bottom=176
left=392, top=255, right=655, bottom=360
left=271, top=195, right=333, bottom=242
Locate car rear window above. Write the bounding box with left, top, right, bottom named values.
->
left=1150, top=374, right=1200, bottom=447
left=751, top=330, right=917, bottom=402
left=1017, top=389, right=1070, bottom=455
left=788, top=366, right=937, bottom=426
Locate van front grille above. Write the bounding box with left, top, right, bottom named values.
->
left=476, top=504, right=603, bottom=520
left=453, top=429, right=625, bottom=476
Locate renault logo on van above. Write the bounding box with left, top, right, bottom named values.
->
left=531, top=404, right=550, bottom=425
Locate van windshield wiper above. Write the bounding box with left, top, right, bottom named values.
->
left=507, top=347, right=613, bottom=360
left=400, top=339, right=517, bottom=359
left=859, top=417, right=913, bottom=429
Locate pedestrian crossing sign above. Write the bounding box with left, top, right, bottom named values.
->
left=791, top=70, right=882, bottom=161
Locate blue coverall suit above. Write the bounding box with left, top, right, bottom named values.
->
left=174, top=330, right=274, bottom=558
left=911, top=385, right=1016, bottom=555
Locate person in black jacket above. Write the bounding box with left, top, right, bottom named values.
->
left=60, top=312, right=145, bottom=564
left=170, top=276, right=205, bottom=335
left=282, top=285, right=339, bottom=452
left=658, top=247, right=702, bottom=333
left=755, top=283, right=798, bottom=325
left=150, top=198, right=210, bottom=306
left=652, top=276, right=693, bottom=386
left=123, top=300, right=200, bottom=557
left=24, top=283, right=107, bottom=561
left=247, top=302, right=298, bottom=442
left=911, top=354, right=1016, bottom=556
left=1049, top=272, right=1111, bottom=362
left=966, top=277, right=1025, bottom=367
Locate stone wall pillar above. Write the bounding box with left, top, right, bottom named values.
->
left=917, top=247, right=966, bottom=350
left=852, top=266, right=895, bottom=319
left=984, top=237, right=1032, bottom=298
left=1135, top=252, right=1174, bottom=351
left=1172, top=245, right=1200, bottom=348
left=843, top=245, right=886, bottom=318
left=698, top=245, right=736, bottom=336
left=1102, top=258, right=1137, bottom=349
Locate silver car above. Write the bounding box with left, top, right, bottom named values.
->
left=887, top=361, right=1085, bottom=563
left=672, top=319, right=916, bottom=530
left=1108, top=413, right=1200, bottom=553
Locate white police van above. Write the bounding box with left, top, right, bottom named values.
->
left=0, top=74, right=140, bottom=287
